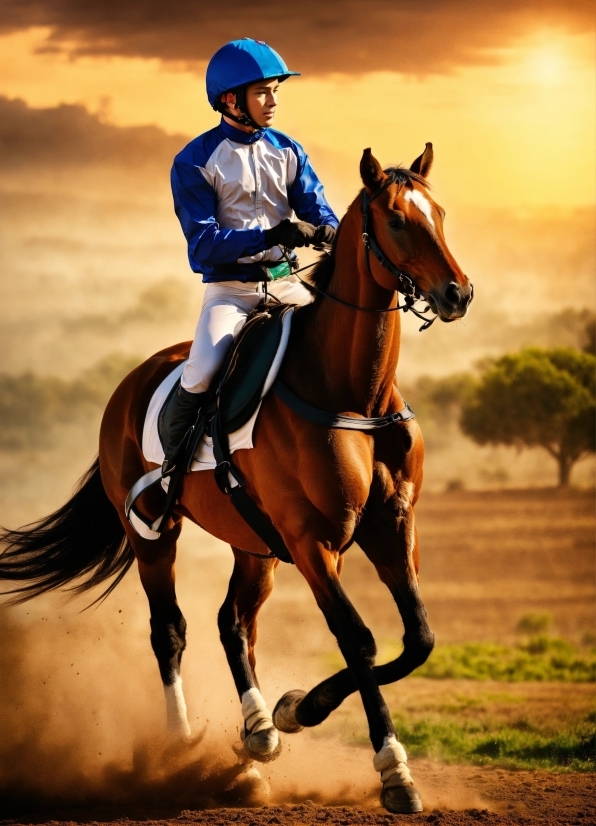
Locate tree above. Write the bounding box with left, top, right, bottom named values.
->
left=460, top=347, right=596, bottom=487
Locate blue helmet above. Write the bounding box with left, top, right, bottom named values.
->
left=206, top=39, right=300, bottom=109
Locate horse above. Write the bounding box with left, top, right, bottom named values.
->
left=0, top=144, right=473, bottom=814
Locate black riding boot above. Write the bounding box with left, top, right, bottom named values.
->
left=161, top=385, right=206, bottom=475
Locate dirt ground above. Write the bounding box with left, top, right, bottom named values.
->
left=0, top=488, right=594, bottom=826
left=2, top=767, right=595, bottom=825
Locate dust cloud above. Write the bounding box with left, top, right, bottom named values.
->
left=0, top=524, right=383, bottom=817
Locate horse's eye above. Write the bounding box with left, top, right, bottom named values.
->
left=388, top=212, right=406, bottom=231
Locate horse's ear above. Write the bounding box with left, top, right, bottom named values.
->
left=410, top=142, right=433, bottom=178
left=360, top=148, right=386, bottom=192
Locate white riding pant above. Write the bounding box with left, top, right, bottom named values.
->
left=181, top=275, right=313, bottom=394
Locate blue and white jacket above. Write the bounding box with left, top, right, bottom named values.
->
left=171, top=118, right=339, bottom=282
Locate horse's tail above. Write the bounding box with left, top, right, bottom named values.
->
left=0, top=457, right=134, bottom=606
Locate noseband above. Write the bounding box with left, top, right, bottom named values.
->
left=293, top=172, right=436, bottom=331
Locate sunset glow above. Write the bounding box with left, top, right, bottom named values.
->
left=527, top=46, right=567, bottom=85
left=0, top=27, right=593, bottom=212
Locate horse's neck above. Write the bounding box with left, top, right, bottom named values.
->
left=300, top=205, right=401, bottom=417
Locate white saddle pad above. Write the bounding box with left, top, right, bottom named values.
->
left=142, top=307, right=294, bottom=471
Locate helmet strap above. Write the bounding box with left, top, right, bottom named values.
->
left=214, top=85, right=264, bottom=131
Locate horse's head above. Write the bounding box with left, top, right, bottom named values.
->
left=359, top=145, right=473, bottom=322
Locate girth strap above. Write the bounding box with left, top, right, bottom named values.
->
left=272, top=379, right=415, bottom=430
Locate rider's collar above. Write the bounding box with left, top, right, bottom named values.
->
left=220, top=117, right=267, bottom=145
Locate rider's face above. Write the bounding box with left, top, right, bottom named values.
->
left=222, top=79, right=279, bottom=130
left=245, top=79, right=279, bottom=127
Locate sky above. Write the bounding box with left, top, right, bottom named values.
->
left=0, top=1, right=594, bottom=211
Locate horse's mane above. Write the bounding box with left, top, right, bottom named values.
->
left=309, top=165, right=428, bottom=292
left=309, top=238, right=338, bottom=292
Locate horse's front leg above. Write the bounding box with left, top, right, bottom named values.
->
left=284, top=541, right=422, bottom=814
left=275, top=479, right=434, bottom=724
left=355, top=482, right=436, bottom=686
left=218, top=548, right=281, bottom=763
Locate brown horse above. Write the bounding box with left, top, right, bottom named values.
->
left=0, top=145, right=472, bottom=813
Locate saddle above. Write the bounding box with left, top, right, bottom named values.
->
left=125, top=302, right=295, bottom=562
left=157, top=302, right=291, bottom=448
left=126, top=298, right=416, bottom=560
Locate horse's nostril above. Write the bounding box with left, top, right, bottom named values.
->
left=444, top=282, right=461, bottom=305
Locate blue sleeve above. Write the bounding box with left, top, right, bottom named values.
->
left=171, top=159, right=268, bottom=271
left=287, top=143, right=339, bottom=228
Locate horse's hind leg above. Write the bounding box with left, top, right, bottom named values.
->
left=218, top=548, right=281, bottom=763
left=132, top=522, right=191, bottom=738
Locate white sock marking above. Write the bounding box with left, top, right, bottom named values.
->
left=373, top=735, right=415, bottom=787
left=241, top=687, right=275, bottom=734
left=164, top=673, right=191, bottom=737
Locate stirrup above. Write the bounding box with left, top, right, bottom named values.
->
left=126, top=404, right=212, bottom=541
left=125, top=428, right=193, bottom=540
left=124, top=467, right=166, bottom=540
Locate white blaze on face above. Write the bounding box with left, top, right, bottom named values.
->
left=404, top=188, right=435, bottom=228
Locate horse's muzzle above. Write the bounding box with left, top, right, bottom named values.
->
left=429, top=280, right=474, bottom=322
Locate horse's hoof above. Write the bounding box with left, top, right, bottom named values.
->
left=272, top=689, right=307, bottom=733
left=380, top=784, right=423, bottom=814
left=242, top=725, right=283, bottom=763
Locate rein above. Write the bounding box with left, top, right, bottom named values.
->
left=286, top=173, right=437, bottom=331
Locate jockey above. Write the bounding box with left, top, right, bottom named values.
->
left=162, top=38, right=339, bottom=472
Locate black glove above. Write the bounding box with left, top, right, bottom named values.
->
left=264, top=218, right=317, bottom=249
left=313, top=225, right=336, bottom=246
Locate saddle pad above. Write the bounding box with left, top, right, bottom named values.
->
left=142, top=307, right=294, bottom=471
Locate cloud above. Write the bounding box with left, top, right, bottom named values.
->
left=0, top=96, right=188, bottom=170
left=1, top=0, right=594, bottom=75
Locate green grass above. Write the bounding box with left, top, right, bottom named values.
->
left=388, top=712, right=596, bottom=772
left=324, top=636, right=596, bottom=682
left=415, top=637, right=596, bottom=682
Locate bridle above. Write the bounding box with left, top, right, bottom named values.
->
left=292, top=171, right=437, bottom=331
